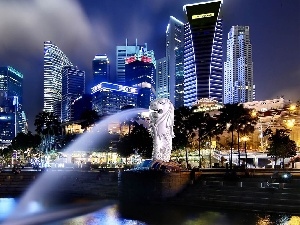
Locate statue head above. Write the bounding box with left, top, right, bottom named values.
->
left=149, top=98, right=174, bottom=127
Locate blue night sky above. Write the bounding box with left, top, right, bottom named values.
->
left=0, top=0, right=299, bottom=131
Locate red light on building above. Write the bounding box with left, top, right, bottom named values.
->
left=125, top=56, right=136, bottom=64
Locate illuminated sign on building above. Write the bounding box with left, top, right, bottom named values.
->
left=125, top=56, right=152, bottom=64
left=91, top=82, right=138, bottom=94
left=192, top=13, right=214, bottom=19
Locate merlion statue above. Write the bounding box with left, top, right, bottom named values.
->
left=149, top=98, right=174, bottom=162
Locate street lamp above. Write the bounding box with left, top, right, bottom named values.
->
left=241, top=136, right=249, bottom=168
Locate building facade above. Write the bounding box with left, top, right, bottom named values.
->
left=61, top=66, right=85, bottom=122
left=0, top=66, right=26, bottom=144
left=44, top=41, right=73, bottom=113
left=166, top=16, right=185, bottom=107
left=116, top=39, right=147, bottom=84
left=224, top=26, right=254, bottom=104
left=91, top=82, right=138, bottom=116
left=183, top=0, right=223, bottom=106
left=92, top=54, right=110, bottom=85
left=156, top=57, right=168, bottom=99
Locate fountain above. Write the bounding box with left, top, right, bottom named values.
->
left=2, top=108, right=147, bottom=225
left=119, top=98, right=191, bottom=203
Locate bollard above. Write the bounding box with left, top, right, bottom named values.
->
left=238, top=182, right=243, bottom=187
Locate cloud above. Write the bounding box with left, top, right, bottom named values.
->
left=0, top=0, right=113, bottom=130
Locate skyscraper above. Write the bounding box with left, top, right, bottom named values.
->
left=156, top=57, right=168, bottom=99
left=44, top=41, right=73, bottom=113
left=116, top=39, right=147, bottom=84
left=61, top=66, right=85, bottom=122
left=166, top=16, right=184, bottom=107
left=183, top=0, right=223, bottom=106
left=224, top=26, right=254, bottom=104
left=92, top=54, right=110, bottom=85
left=125, top=57, right=155, bottom=108
left=0, top=66, right=26, bottom=143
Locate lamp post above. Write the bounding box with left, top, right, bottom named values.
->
left=241, top=136, right=249, bottom=168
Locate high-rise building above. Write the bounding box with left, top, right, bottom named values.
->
left=183, top=0, right=223, bottom=106
left=224, top=26, right=254, bottom=104
left=116, top=39, right=148, bottom=84
left=174, top=46, right=185, bottom=108
left=125, top=57, right=156, bottom=109
left=166, top=16, right=184, bottom=107
left=156, top=57, right=168, bottom=99
left=92, top=54, right=110, bottom=85
left=61, top=66, right=85, bottom=122
left=0, top=66, right=26, bottom=144
left=91, top=82, right=138, bottom=116
left=44, top=41, right=73, bottom=113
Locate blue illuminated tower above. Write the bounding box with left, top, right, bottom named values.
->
left=0, top=66, right=26, bottom=143
left=183, top=0, right=223, bottom=106
left=61, top=66, right=85, bottom=122
left=92, top=54, right=110, bottom=85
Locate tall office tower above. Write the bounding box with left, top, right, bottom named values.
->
left=125, top=56, right=156, bottom=108
left=224, top=26, right=254, bottom=104
left=156, top=57, right=168, bottom=99
left=116, top=39, right=148, bottom=84
left=61, top=66, right=85, bottom=122
left=166, top=16, right=184, bottom=106
left=0, top=66, right=26, bottom=143
left=175, top=46, right=185, bottom=108
left=44, top=41, right=73, bottom=114
left=92, top=54, right=110, bottom=85
left=183, top=0, right=223, bottom=107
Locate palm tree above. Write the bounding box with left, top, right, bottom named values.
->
left=218, top=103, right=252, bottom=170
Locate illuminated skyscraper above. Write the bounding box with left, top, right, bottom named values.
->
left=183, top=0, right=223, bottom=106
left=44, top=41, right=73, bottom=113
left=116, top=39, right=149, bottom=84
left=0, top=66, right=26, bottom=143
left=224, top=26, right=254, bottom=104
left=125, top=56, right=155, bottom=108
left=166, top=16, right=184, bottom=107
left=156, top=57, right=168, bottom=99
left=92, top=54, right=110, bottom=85
left=61, top=66, right=85, bottom=122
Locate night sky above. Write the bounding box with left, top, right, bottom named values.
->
left=0, top=0, right=299, bottom=132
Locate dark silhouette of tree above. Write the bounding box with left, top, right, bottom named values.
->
left=130, top=122, right=153, bottom=159
left=79, top=109, right=100, bottom=131
left=116, top=135, right=134, bottom=165
left=267, top=129, right=297, bottom=169
left=173, top=106, right=194, bottom=168
left=218, top=103, right=255, bottom=169
left=34, top=111, right=61, bottom=156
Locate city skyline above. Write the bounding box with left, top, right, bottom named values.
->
left=0, top=0, right=299, bottom=131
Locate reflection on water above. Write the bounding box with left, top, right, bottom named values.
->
left=1, top=198, right=300, bottom=225
left=1, top=197, right=300, bottom=225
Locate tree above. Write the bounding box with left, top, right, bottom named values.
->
left=267, top=129, right=297, bottom=169
left=173, top=106, right=194, bottom=168
left=116, top=134, right=134, bottom=165
left=34, top=111, right=61, bottom=157
left=79, top=109, right=100, bottom=131
left=218, top=103, right=254, bottom=169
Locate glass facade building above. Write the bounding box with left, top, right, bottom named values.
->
left=224, top=26, right=254, bottom=104
left=92, top=54, right=110, bottom=85
left=44, top=41, right=73, bottom=113
left=91, top=82, right=138, bottom=116
left=0, top=66, right=26, bottom=144
left=166, top=16, right=184, bottom=107
left=183, top=0, right=223, bottom=106
left=125, top=57, right=155, bottom=109
left=61, top=66, right=85, bottom=122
